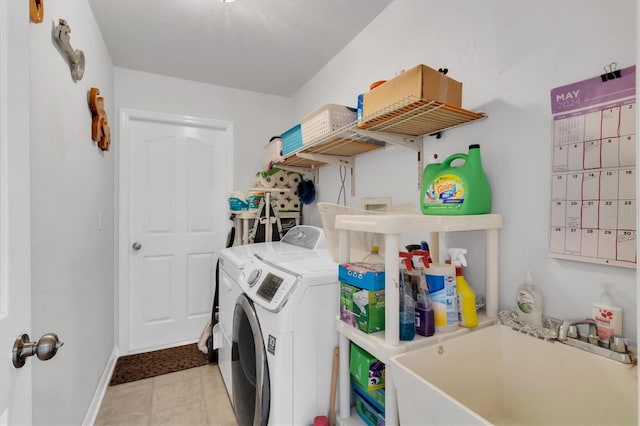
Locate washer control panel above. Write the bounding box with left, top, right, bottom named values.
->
left=238, top=255, right=300, bottom=312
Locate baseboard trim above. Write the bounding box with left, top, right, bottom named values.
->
left=82, top=346, right=119, bottom=426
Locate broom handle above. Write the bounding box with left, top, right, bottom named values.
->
left=328, top=346, right=339, bottom=426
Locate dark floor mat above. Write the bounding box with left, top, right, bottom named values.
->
left=109, top=343, right=211, bottom=386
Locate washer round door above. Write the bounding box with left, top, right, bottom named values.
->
left=232, top=294, right=270, bottom=426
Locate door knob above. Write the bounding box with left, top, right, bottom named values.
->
left=12, top=333, right=64, bottom=368
left=132, top=242, right=142, bottom=251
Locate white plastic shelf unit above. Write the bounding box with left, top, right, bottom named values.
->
left=335, top=213, right=502, bottom=426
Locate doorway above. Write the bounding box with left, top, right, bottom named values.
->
left=118, top=109, right=233, bottom=354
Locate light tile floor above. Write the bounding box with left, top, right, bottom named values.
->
left=95, top=364, right=237, bottom=426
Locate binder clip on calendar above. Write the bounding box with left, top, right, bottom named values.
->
left=601, top=62, right=622, bottom=82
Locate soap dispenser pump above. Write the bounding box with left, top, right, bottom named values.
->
left=592, top=283, right=623, bottom=344
left=516, top=271, right=543, bottom=327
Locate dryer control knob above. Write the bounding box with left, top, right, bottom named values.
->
left=247, top=269, right=261, bottom=287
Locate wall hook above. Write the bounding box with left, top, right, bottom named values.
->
left=53, top=18, right=85, bottom=81
left=88, top=87, right=111, bottom=152
left=30, top=0, right=44, bottom=23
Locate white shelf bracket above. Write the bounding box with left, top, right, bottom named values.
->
left=351, top=129, right=421, bottom=151
left=296, top=153, right=356, bottom=196
left=418, top=139, right=425, bottom=189
left=296, top=152, right=353, bottom=168
left=353, top=129, right=425, bottom=189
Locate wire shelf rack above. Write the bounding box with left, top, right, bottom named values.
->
left=277, top=95, right=487, bottom=168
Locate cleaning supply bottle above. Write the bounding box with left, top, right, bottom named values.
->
left=420, top=153, right=440, bottom=195
left=420, top=144, right=491, bottom=215
left=448, top=248, right=478, bottom=328
left=420, top=241, right=434, bottom=263
left=516, top=272, right=543, bottom=327
left=400, top=294, right=416, bottom=341
left=415, top=293, right=435, bottom=337
left=398, top=253, right=417, bottom=341
left=425, top=262, right=458, bottom=333
left=592, top=284, right=623, bottom=344
left=362, top=245, right=384, bottom=266
left=409, top=250, right=435, bottom=337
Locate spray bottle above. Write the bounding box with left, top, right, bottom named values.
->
left=448, top=248, right=478, bottom=328
left=398, top=252, right=418, bottom=341
left=413, top=252, right=435, bottom=337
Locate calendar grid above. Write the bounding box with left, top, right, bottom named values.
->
left=549, top=65, right=636, bottom=268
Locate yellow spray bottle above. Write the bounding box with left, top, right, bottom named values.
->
left=448, top=248, right=478, bottom=328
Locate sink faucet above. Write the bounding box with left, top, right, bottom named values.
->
left=558, top=317, right=597, bottom=341
left=556, top=317, right=635, bottom=364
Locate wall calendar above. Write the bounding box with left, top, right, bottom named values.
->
left=549, top=65, right=636, bottom=268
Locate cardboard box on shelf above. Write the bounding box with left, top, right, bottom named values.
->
left=354, top=389, right=385, bottom=426
left=340, top=282, right=385, bottom=334
left=338, top=262, right=385, bottom=291
left=350, top=342, right=385, bottom=391
left=362, top=64, right=463, bottom=119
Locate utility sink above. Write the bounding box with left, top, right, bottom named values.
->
left=390, top=324, right=637, bottom=425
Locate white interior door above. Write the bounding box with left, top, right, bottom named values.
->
left=0, top=1, right=32, bottom=423
left=122, top=111, right=232, bottom=353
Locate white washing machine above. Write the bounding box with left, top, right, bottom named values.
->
left=216, top=225, right=338, bottom=426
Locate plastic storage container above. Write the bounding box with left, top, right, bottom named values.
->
left=263, top=136, right=282, bottom=169
left=280, top=124, right=303, bottom=155
left=301, top=104, right=357, bottom=146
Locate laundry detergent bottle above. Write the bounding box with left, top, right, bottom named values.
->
left=421, top=153, right=441, bottom=192
left=420, top=144, right=491, bottom=215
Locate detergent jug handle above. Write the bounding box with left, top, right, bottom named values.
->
left=441, top=153, right=467, bottom=168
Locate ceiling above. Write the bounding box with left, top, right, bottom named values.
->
left=88, top=0, right=393, bottom=97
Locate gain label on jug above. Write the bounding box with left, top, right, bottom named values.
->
left=420, top=144, right=491, bottom=215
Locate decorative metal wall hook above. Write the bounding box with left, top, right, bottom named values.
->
left=88, top=87, right=111, bottom=152
left=53, top=18, right=85, bottom=81
left=600, top=62, right=621, bottom=82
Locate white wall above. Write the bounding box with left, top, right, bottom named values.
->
left=29, top=1, right=115, bottom=424
left=114, top=68, right=293, bottom=192
left=292, top=0, right=637, bottom=339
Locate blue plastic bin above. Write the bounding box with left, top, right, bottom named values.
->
left=281, top=124, right=303, bottom=155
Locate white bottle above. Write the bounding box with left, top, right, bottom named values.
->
left=516, top=271, right=543, bottom=327
left=592, top=284, right=622, bottom=344
left=425, top=263, right=458, bottom=333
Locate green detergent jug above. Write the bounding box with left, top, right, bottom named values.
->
left=420, top=144, right=491, bottom=215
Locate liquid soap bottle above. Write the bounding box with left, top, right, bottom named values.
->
left=516, top=271, right=543, bottom=327
left=592, top=284, right=622, bottom=344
